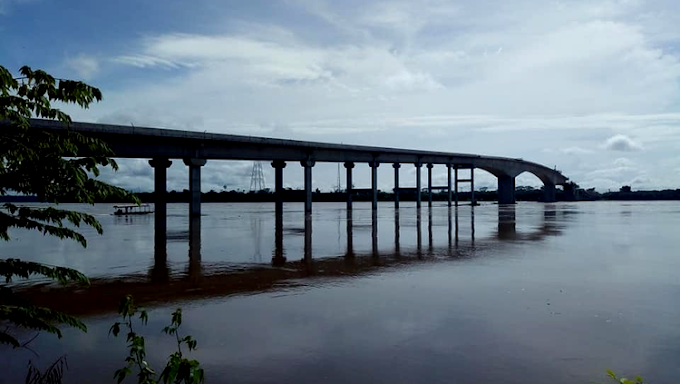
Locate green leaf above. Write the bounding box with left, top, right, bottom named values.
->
left=140, top=310, right=149, bottom=325
left=109, top=322, right=121, bottom=337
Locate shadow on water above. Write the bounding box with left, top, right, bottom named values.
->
left=17, top=203, right=566, bottom=317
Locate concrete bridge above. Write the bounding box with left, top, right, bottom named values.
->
left=24, top=119, right=570, bottom=217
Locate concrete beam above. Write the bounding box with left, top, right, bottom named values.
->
left=22, top=119, right=569, bottom=186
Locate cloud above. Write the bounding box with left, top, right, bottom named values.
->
left=35, top=0, right=680, bottom=192
left=613, top=157, right=634, bottom=167
left=602, top=134, right=643, bottom=151
left=558, top=146, right=593, bottom=155
left=64, top=54, right=100, bottom=80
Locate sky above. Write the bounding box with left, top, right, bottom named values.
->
left=1, top=0, right=679, bottom=192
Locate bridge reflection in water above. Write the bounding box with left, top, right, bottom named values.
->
left=20, top=204, right=566, bottom=317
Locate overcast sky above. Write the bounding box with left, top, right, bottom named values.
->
left=1, top=0, right=679, bottom=192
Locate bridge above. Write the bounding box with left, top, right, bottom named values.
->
left=24, top=119, right=570, bottom=221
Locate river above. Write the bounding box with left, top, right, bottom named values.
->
left=2, top=201, right=680, bottom=384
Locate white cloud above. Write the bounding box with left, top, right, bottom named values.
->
left=64, top=54, right=100, bottom=80
left=558, top=146, right=593, bottom=155
left=613, top=157, right=634, bottom=167
left=54, top=0, right=680, bottom=192
left=602, top=134, right=643, bottom=151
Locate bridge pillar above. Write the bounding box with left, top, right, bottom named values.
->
left=393, top=163, right=400, bottom=208
left=447, top=164, right=453, bottom=207
left=369, top=161, right=380, bottom=211
left=497, top=174, right=516, bottom=204
left=271, top=160, right=286, bottom=215
left=149, top=158, right=172, bottom=263
left=183, top=158, right=206, bottom=217
left=471, top=167, right=476, bottom=205
left=427, top=163, right=434, bottom=207
left=344, top=162, right=354, bottom=210
left=454, top=165, right=459, bottom=206
left=543, top=182, right=556, bottom=202
left=301, top=159, right=315, bottom=214
left=415, top=162, right=422, bottom=208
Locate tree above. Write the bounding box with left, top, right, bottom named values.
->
left=0, top=64, right=137, bottom=348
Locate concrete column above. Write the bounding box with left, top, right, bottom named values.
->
left=369, top=161, right=379, bottom=211
left=149, top=157, right=171, bottom=283
left=497, top=174, right=516, bottom=204
left=301, top=159, right=315, bottom=214
left=271, top=160, right=286, bottom=215
left=344, top=162, right=354, bottom=210
left=543, top=182, right=557, bottom=202
left=393, top=163, right=400, bottom=208
left=454, top=165, right=459, bottom=206
left=427, top=163, right=434, bottom=207
left=183, top=158, right=206, bottom=217
left=149, top=158, right=172, bottom=233
left=447, top=164, right=453, bottom=207
left=471, top=167, right=476, bottom=205
left=415, top=162, right=422, bottom=208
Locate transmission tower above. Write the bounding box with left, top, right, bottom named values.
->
left=249, top=161, right=266, bottom=191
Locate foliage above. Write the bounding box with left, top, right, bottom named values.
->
left=594, top=369, right=680, bottom=384
left=1, top=63, right=138, bottom=348
left=110, top=295, right=205, bottom=384
left=25, top=356, right=69, bottom=384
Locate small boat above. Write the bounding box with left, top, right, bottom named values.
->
left=113, top=204, right=154, bottom=216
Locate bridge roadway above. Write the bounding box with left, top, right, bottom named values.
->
left=23, top=119, right=571, bottom=220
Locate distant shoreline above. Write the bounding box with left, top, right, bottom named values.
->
left=2, top=188, right=679, bottom=203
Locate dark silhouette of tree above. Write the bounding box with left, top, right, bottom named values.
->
left=1, top=64, right=137, bottom=348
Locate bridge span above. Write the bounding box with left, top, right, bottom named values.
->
left=24, top=118, right=570, bottom=217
